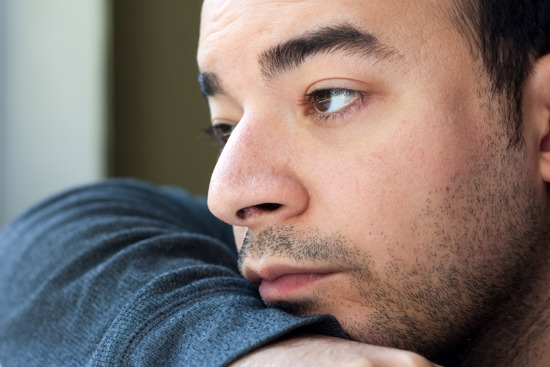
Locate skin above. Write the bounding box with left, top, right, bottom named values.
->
left=198, top=0, right=550, bottom=365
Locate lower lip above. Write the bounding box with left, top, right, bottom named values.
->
left=258, top=273, right=335, bottom=300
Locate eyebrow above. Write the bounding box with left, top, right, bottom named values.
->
left=198, top=23, right=400, bottom=98
left=198, top=72, right=222, bottom=99
left=259, top=23, right=400, bottom=81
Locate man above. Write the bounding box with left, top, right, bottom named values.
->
left=200, top=0, right=550, bottom=365
left=0, top=0, right=549, bottom=366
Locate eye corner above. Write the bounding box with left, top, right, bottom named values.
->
left=203, top=120, right=237, bottom=145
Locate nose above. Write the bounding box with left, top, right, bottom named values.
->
left=207, top=112, right=309, bottom=230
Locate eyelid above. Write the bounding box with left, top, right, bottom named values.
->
left=304, top=78, right=368, bottom=94
left=211, top=118, right=237, bottom=126
left=304, top=77, right=368, bottom=102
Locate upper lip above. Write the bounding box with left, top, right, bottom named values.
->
left=242, top=261, right=337, bottom=285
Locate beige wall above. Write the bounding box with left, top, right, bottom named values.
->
left=0, top=0, right=107, bottom=226
left=111, top=0, right=218, bottom=196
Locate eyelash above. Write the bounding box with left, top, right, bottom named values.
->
left=301, top=88, right=366, bottom=123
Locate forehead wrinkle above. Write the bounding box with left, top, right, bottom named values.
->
left=258, top=23, right=402, bottom=82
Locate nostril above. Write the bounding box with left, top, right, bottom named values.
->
left=237, top=203, right=282, bottom=219
left=258, top=203, right=282, bottom=211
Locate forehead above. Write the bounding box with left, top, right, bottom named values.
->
left=197, top=0, right=457, bottom=73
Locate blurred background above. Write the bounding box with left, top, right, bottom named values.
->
left=0, top=0, right=219, bottom=226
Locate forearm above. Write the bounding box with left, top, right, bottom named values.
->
left=230, top=335, right=441, bottom=367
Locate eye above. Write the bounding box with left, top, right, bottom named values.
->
left=204, top=122, right=236, bottom=144
left=306, top=89, right=363, bottom=116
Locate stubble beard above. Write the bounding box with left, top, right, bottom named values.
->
left=237, top=140, right=549, bottom=365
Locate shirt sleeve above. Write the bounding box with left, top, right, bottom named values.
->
left=0, top=179, right=346, bottom=367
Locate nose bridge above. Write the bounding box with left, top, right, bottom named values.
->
left=211, top=110, right=285, bottom=191
left=207, top=110, right=309, bottom=228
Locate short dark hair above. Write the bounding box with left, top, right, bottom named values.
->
left=452, top=0, right=550, bottom=147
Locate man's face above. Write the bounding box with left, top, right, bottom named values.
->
left=198, top=0, right=546, bottom=359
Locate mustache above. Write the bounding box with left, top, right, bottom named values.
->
left=237, top=226, right=354, bottom=273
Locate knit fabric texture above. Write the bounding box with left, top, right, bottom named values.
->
left=0, top=179, right=346, bottom=366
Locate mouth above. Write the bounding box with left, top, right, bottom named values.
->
left=243, top=264, right=338, bottom=301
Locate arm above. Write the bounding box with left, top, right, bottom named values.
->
left=230, top=335, right=442, bottom=367
left=0, top=179, right=345, bottom=366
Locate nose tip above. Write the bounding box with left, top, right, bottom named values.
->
left=208, top=171, right=309, bottom=228
left=207, top=120, right=309, bottom=229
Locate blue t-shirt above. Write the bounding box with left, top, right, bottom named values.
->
left=0, top=179, right=345, bottom=366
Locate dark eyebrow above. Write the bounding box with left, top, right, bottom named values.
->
left=259, top=23, right=400, bottom=81
left=198, top=72, right=222, bottom=99
left=198, top=23, right=399, bottom=98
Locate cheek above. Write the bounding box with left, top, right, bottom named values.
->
left=315, top=116, right=474, bottom=261
left=333, top=117, right=467, bottom=209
